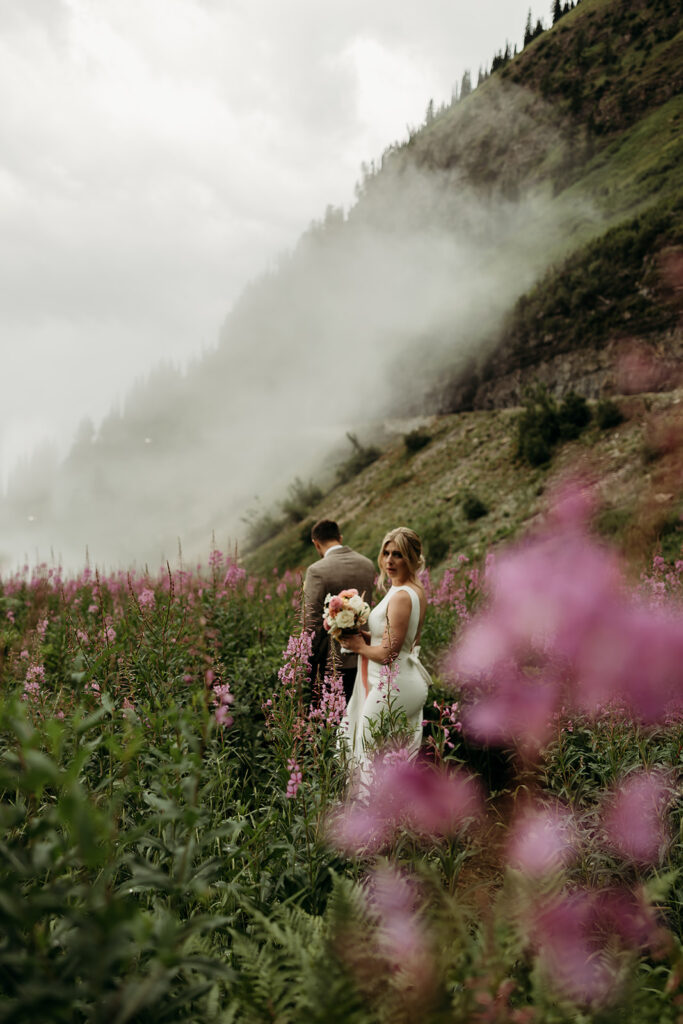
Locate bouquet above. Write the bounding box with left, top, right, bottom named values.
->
left=323, top=588, right=371, bottom=646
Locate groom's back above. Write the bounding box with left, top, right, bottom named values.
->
left=318, top=546, right=375, bottom=601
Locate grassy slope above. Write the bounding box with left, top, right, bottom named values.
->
left=245, top=387, right=683, bottom=576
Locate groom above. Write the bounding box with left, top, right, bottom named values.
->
left=303, top=519, right=375, bottom=703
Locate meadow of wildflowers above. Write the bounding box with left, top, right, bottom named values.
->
left=0, top=511, right=681, bottom=1022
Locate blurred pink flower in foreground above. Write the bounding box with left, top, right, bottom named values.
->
left=507, top=803, right=577, bottom=876
left=367, top=864, right=433, bottom=981
left=602, top=771, right=672, bottom=865
left=616, top=342, right=670, bottom=394
left=328, top=756, right=482, bottom=856
left=531, top=887, right=661, bottom=1005
left=449, top=479, right=683, bottom=748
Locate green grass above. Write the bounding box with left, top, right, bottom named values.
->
left=568, top=95, right=683, bottom=215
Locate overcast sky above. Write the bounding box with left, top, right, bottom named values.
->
left=1, top=0, right=544, bottom=486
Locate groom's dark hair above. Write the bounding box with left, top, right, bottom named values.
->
left=311, top=519, right=342, bottom=544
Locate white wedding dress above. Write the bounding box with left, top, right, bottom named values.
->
left=340, top=584, right=430, bottom=776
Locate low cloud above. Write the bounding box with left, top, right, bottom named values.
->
left=1, top=80, right=598, bottom=570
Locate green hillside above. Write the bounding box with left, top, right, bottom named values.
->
left=244, top=0, right=683, bottom=573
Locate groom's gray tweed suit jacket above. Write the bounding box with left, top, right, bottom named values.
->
left=303, top=545, right=376, bottom=676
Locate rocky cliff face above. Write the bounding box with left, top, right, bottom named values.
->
left=440, top=326, right=683, bottom=413
left=434, top=223, right=683, bottom=412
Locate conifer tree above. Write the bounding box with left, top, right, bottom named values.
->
left=552, top=0, right=562, bottom=23
left=460, top=69, right=472, bottom=99
left=524, top=8, right=533, bottom=46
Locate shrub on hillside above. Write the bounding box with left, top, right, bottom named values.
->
left=416, top=512, right=453, bottom=565
left=461, top=491, right=489, bottom=521
left=243, top=508, right=287, bottom=550
left=516, top=385, right=592, bottom=466
left=281, top=477, right=324, bottom=523
left=515, top=385, right=561, bottom=466
left=558, top=391, right=592, bottom=439
left=596, top=398, right=625, bottom=429
left=404, top=429, right=432, bottom=454
left=336, top=432, right=381, bottom=484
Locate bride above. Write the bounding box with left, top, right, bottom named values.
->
left=340, top=526, right=430, bottom=776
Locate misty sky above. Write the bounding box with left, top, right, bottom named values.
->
left=1, top=0, right=545, bottom=486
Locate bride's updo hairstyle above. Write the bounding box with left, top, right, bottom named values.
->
left=377, top=527, right=425, bottom=590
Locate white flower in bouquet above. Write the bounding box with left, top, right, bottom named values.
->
left=335, top=608, right=356, bottom=630
left=323, top=588, right=371, bottom=640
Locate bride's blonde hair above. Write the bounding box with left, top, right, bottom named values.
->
left=377, top=527, right=425, bottom=590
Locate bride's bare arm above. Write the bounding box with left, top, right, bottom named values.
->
left=341, top=591, right=412, bottom=664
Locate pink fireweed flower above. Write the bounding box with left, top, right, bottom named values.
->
left=328, top=758, right=482, bottom=855
left=138, top=588, right=155, bottom=609
left=450, top=481, right=683, bottom=745
left=278, top=631, right=313, bottom=695
left=602, top=771, right=672, bottom=865
left=223, top=561, right=247, bottom=589
left=616, top=342, right=669, bottom=394
left=379, top=658, right=400, bottom=694
left=210, top=676, right=234, bottom=728
left=22, top=663, right=45, bottom=703
left=530, top=887, right=661, bottom=1005
left=507, top=803, right=577, bottom=876
left=285, top=758, right=302, bottom=798
left=101, top=619, right=116, bottom=644
left=208, top=548, right=224, bottom=569
left=308, top=673, right=347, bottom=727
left=366, top=864, right=433, bottom=981
left=215, top=705, right=234, bottom=727
left=461, top=663, right=559, bottom=751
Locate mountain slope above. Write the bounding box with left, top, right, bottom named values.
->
left=2, top=0, right=681, bottom=570
left=244, top=385, right=683, bottom=576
